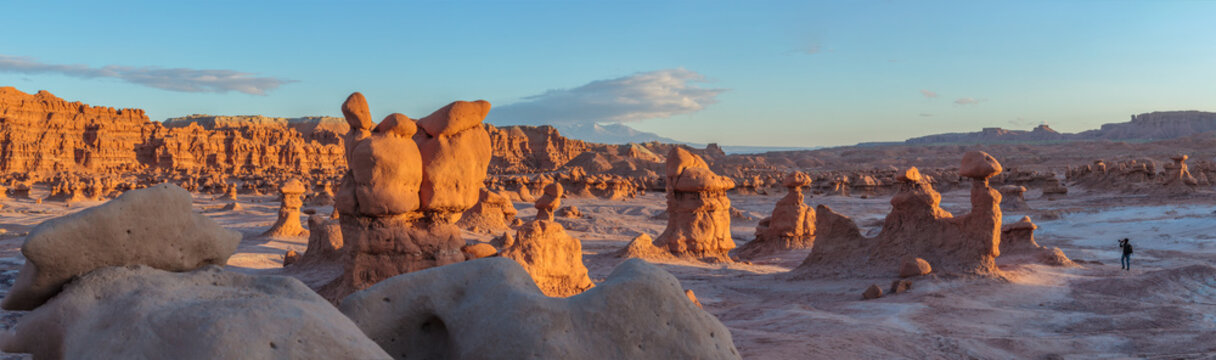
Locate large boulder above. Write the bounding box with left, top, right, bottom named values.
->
left=2, top=265, right=389, bottom=359
left=2, top=184, right=240, bottom=310
left=340, top=258, right=740, bottom=360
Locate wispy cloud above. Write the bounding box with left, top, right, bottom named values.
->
left=920, top=89, right=938, bottom=98
left=801, top=42, right=822, bottom=55
left=954, top=97, right=984, bottom=105
left=0, top=55, right=295, bottom=95
left=1008, top=117, right=1040, bottom=127
left=491, top=68, right=725, bottom=126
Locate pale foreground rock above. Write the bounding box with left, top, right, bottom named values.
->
left=2, top=183, right=240, bottom=310
left=2, top=265, right=389, bottom=359
left=340, top=258, right=740, bottom=360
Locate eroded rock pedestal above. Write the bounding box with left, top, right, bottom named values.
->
left=793, top=151, right=1007, bottom=278
left=262, top=178, right=307, bottom=237
left=319, top=92, right=492, bottom=302
left=654, top=148, right=736, bottom=261
left=736, top=171, right=816, bottom=259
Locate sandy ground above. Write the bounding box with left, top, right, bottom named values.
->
left=2, top=187, right=1216, bottom=359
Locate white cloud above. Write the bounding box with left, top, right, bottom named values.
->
left=0, top=55, right=294, bottom=95
left=491, top=68, right=725, bottom=126
left=954, top=97, right=984, bottom=105
left=920, top=89, right=938, bottom=98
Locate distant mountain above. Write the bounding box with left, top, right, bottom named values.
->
left=552, top=123, right=684, bottom=145
left=901, top=111, right=1216, bottom=145
left=1078, top=111, right=1216, bottom=140
left=906, top=124, right=1068, bottom=144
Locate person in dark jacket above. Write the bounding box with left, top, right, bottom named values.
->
left=1118, top=238, right=1133, bottom=271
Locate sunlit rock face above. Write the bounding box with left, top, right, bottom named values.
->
left=654, top=147, right=736, bottom=262
left=793, top=151, right=1008, bottom=278
left=321, top=92, right=492, bottom=302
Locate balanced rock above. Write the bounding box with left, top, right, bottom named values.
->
left=324, top=93, right=491, bottom=301
left=655, top=148, right=736, bottom=261
left=340, top=258, right=740, bottom=359
left=2, top=183, right=240, bottom=310
left=535, top=183, right=563, bottom=221
left=2, top=265, right=389, bottom=359
left=736, top=171, right=816, bottom=259
left=414, top=100, right=493, bottom=220
left=262, top=178, right=307, bottom=237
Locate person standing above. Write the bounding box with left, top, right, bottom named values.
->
left=1119, top=238, right=1133, bottom=271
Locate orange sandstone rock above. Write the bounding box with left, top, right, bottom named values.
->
left=655, top=148, right=735, bottom=261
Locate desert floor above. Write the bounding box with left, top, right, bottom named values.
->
left=2, top=187, right=1215, bottom=359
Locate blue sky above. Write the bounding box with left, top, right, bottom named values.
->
left=1, top=1, right=1213, bottom=147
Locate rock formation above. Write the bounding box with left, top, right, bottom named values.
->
left=613, top=233, right=675, bottom=261
left=500, top=219, right=594, bottom=297
left=2, top=183, right=240, bottom=310
left=998, top=185, right=1029, bottom=211
left=1041, top=177, right=1068, bottom=198
left=308, top=181, right=336, bottom=206
left=862, top=284, right=883, bottom=300
left=0, top=87, right=344, bottom=175
left=899, top=258, right=932, bottom=278
left=736, top=171, right=816, bottom=259
left=2, top=265, right=389, bottom=359
left=534, top=183, right=563, bottom=221
left=339, top=258, right=740, bottom=359
left=322, top=93, right=491, bottom=301
left=793, top=152, right=1006, bottom=278
left=456, top=188, right=518, bottom=233
left=1163, top=154, right=1199, bottom=187
left=556, top=205, right=584, bottom=218
left=262, top=178, right=307, bottom=237
left=999, top=216, right=1074, bottom=266
left=654, top=148, right=736, bottom=261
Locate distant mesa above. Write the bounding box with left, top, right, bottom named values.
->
left=904, top=111, right=1216, bottom=145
